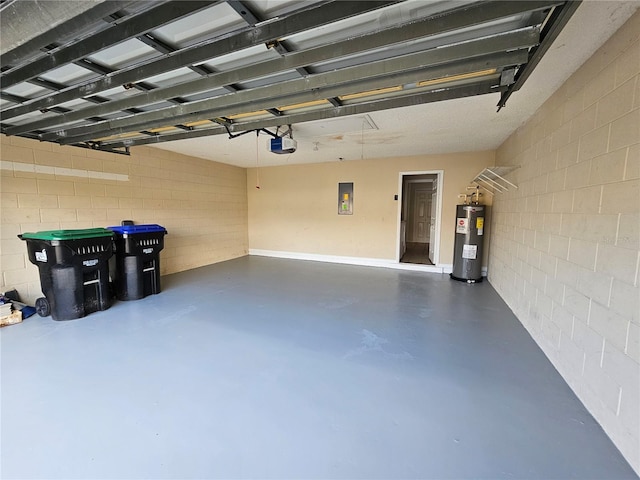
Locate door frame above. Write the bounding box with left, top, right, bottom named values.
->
left=396, top=170, right=444, bottom=265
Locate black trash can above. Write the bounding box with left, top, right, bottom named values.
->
left=107, top=224, right=167, bottom=301
left=18, top=228, right=114, bottom=320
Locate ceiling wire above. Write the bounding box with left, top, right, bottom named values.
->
left=255, top=130, right=261, bottom=189
left=361, top=117, right=365, bottom=160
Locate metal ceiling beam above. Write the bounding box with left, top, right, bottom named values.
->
left=136, top=30, right=219, bottom=78
left=136, top=32, right=179, bottom=55
left=99, top=81, right=504, bottom=148
left=5, top=4, right=245, bottom=136
left=3, top=6, right=229, bottom=137
left=8, top=11, right=430, bottom=130
left=53, top=47, right=530, bottom=145
left=29, top=77, right=66, bottom=91
left=55, top=57, right=524, bottom=145
left=3, top=0, right=558, bottom=134
left=74, top=58, right=114, bottom=76
left=45, top=30, right=536, bottom=141
left=104, top=11, right=211, bottom=125
left=1, top=1, right=133, bottom=63
left=1, top=91, right=28, bottom=104
left=0, top=0, right=398, bottom=119
left=230, top=1, right=314, bottom=88
left=1, top=1, right=216, bottom=89
left=226, top=0, right=261, bottom=27
left=105, top=6, right=216, bottom=82
left=76, top=143, right=131, bottom=156
left=498, top=0, right=580, bottom=108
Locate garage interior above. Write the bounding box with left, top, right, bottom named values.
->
left=1, top=0, right=639, bottom=478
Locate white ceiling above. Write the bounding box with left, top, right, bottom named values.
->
left=149, top=0, right=639, bottom=168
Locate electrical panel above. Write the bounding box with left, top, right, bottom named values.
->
left=338, top=182, right=353, bottom=215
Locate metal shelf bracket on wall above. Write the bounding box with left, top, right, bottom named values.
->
left=472, top=166, right=519, bottom=194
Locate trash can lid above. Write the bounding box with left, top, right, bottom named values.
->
left=19, top=228, right=114, bottom=241
left=107, top=224, right=167, bottom=235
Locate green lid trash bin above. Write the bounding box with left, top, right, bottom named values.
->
left=18, top=228, right=114, bottom=320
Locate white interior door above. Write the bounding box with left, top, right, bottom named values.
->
left=428, top=191, right=437, bottom=262
left=411, top=188, right=429, bottom=243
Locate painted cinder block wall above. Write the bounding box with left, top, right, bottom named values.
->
left=0, top=135, right=248, bottom=305
left=488, top=11, right=639, bottom=473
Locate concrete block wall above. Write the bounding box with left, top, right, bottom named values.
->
left=1, top=135, right=248, bottom=304
left=488, top=12, right=639, bottom=473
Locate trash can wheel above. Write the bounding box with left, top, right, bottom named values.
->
left=35, top=297, right=51, bottom=317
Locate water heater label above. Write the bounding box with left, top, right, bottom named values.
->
left=477, top=217, right=484, bottom=235
left=462, top=244, right=477, bottom=259
left=456, top=218, right=469, bottom=234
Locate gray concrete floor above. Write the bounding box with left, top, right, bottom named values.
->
left=1, top=256, right=637, bottom=479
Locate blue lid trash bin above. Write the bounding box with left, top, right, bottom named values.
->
left=18, top=228, right=114, bottom=320
left=107, top=224, right=167, bottom=301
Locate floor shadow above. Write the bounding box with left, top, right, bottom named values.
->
left=400, top=242, right=433, bottom=265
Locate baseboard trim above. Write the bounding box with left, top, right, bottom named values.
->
left=248, top=250, right=489, bottom=276
left=249, top=249, right=446, bottom=273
